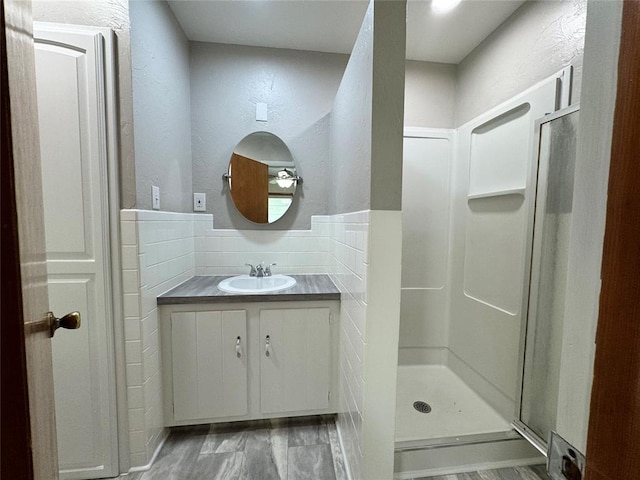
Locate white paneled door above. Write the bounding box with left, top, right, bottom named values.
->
left=34, top=23, right=119, bottom=479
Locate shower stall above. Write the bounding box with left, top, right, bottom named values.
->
left=394, top=71, right=581, bottom=477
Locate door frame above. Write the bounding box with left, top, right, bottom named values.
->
left=584, top=1, right=640, bottom=478
left=1, top=1, right=35, bottom=475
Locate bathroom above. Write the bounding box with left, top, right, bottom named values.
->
left=7, top=0, right=627, bottom=479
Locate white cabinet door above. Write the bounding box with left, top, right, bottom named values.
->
left=260, top=308, right=331, bottom=414
left=171, top=311, right=247, bottom=420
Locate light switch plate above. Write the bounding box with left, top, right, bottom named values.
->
left=193, top=193, right=206, bottom=212
left=256, top=102, right=267, bottom=122
left=152, top=185, right=160, bottom=210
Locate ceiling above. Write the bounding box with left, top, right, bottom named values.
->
left=168, top=0, right=526, bottom=64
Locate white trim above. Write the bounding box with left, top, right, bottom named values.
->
left=126, top=430, right=170, bottom=474
left=393, top=457, right=544, bottom=479
left=335, top=418, right=354, bottom=480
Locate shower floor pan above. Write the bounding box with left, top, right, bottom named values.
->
left=394, top=365, right=542, bottom=478
left=395, top=365, right=511, bottom=444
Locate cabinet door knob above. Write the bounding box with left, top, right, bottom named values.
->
left=265, top=335, right=270, bottom=357
left=236, top=336, right=242, bottom=358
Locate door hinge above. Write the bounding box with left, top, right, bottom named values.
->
left=328, top=391, right=331, bottom=402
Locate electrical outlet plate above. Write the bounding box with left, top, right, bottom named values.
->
left=152, top=185, right=160, bottom=210
left=547, top=431, right=585, bottom=480
left=193, top=192, right=206, bottom=212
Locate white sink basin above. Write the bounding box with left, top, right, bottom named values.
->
left=217, top=275, right=297, bottom=294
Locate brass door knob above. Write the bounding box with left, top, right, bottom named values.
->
left=48, top=311, right=81, bottom=337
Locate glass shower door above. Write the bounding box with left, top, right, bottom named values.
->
left=516, top=106, right=580, bottom=450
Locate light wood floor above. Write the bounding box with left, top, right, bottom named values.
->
left=125, top=416, right=347, bottom=480
left=123, top=416, right=549, bottom=480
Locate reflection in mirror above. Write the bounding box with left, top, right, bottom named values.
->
left=226, top=132, right=301, bottom=224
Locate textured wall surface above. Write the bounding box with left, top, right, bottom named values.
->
left=329, top=3, right=374, bottom=215
left=456, top=0, right=587, bottom=126
left=556, top=0, right=622, bottom=453
left=370, top=0, right=405, bottom=211
left=404, top=61, right=456, bottom=129
left=130, top=0, right=193, bottom=212
left=190, top=42, right=347, bottom=230
left=32, top=0, right=137, bottom=208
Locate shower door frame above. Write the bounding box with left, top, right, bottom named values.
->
left=512, top=103, right=581, bottom=456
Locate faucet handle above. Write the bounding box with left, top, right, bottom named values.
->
left=265, top=263, right=276, bottom=276
left=245, top=263, right=257, bottom=277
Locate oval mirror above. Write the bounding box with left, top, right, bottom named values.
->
left=226, top=132, right=301, bottom=224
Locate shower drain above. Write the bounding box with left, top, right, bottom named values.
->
left=413, top=401, right=432, bottom=414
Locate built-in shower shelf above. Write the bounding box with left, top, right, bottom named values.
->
left=467, top=187, right=526, bottom=200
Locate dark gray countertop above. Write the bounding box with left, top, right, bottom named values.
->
left=158, top=274, right=341, bottom=305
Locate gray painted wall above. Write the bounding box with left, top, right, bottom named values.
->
left=329, top=2, right=374, bottom=215
left=456, top=0, right=587, bottom=126
left=190, top=42, right=347, bottom=229
left=329, top=0, right=406, bottom=215
left=130, top=0, right=193, bottom=212
left=32, top=0, right=137, bottom=209
left=370, top=0, right=406, bottom=211
left=405, top=61, right=456, bottom=129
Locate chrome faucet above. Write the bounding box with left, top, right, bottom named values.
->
left=245, top=262, right=276, bottom=277
left=245, top=263, right=257, bottom=277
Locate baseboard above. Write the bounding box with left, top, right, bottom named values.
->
left=126, top=429, right=169, bottom=474
left=335, top=418, right=354, bottom=480
left=394, top=456, right=544, bottom=479
left=394, top=436, right=544, bottom=479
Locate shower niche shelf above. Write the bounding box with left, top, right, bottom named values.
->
left=467, top=187, right=526, bottom=201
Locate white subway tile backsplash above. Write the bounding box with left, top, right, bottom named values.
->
left=125, top=341, right=142, bottom=364
left=121, top=210, right=197, bottom=468
left=128, top=386, right=144, bottom=409
left=123, top=294, right=141, bottom=318
left=126, top=363, right=143, bottom=385
left=129, top=430, right=146, bottom=454
left=122, top=269, right=140, bottom=294
left=124, top=318, right=141, bottom=342
left=128, top=408, right=145, bottom=432
left=121, top=245, right=139, bottom=270
left=120, top=221, right=138, bottom=246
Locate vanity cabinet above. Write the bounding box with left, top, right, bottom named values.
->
left=160, top=300, right=339, bottom=426
left=170, top=310, right=247, bottom=421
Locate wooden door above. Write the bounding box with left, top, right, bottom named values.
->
left=33, top=23, right=119, bottom=479
left=585, top=2, right=640, bottom=478
left=1, top=1, right=58, bottom=478
left=229, top=153, right=269, bottom=223
left=171, top=311, right=248, bottom=421
left=260, top=308, right=331, bottom=414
